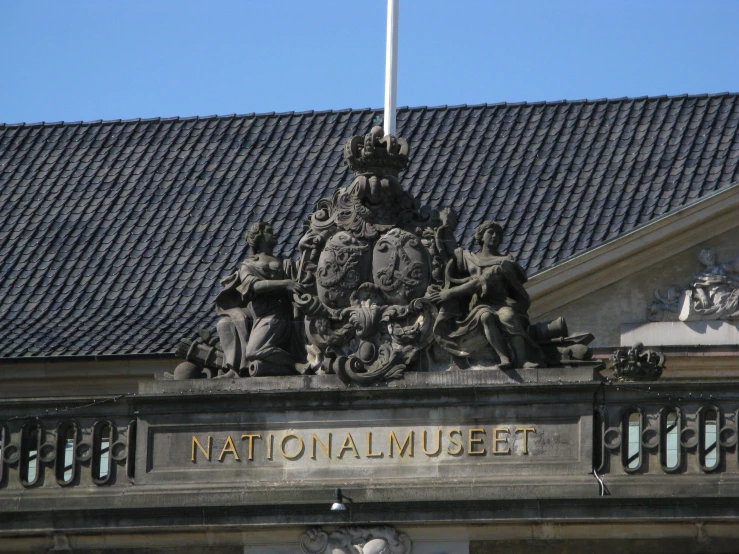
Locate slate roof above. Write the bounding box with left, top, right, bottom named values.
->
left=2, top=93, right=739, bottom=358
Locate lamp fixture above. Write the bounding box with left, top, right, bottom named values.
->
left=331, top=488, right=353, bottom=511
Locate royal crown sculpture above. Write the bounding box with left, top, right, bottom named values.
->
left=171, top=127, right=602, bottom=385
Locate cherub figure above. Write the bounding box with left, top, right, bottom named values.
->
left=427, top=221, right=543, bottom=369
left=679, top=248, right=739, bottom=321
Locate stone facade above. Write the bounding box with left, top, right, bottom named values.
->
left=2, top=110, right=739, bottom=552
left=4, top=371, right=739, bottom=552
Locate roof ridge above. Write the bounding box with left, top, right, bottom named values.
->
left=4, top=92, right=739, bottom=128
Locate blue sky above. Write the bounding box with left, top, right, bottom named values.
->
left=2, top=0, right=738, bottom=124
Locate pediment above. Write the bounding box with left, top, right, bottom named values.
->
left=528, top=183, right=739, bottom=321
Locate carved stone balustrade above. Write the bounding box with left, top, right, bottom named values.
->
left=0, top=399, right=134, bottom=490
left=594, top=382, right=739, bottom=489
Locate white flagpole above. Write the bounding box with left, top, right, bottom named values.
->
left=384, top=0, right=399, bottom=137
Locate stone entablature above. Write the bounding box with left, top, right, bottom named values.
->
left=2, top=369, right=739, bottom=539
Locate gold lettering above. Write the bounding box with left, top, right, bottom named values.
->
left=191, top=435, right=212, bottom=462
left=311, top=433, right=332, bottom=459
left=338, top=433, right=360, bottom=459
left=493, top=427, right=511, bottom=455
left=280, top=434, right=305, bottom=460
left=388, top=430, right=414, bottom=458
left=267, top=433, right=274, bottom=460
left=218, top=435, right=240, bottom=461
left=240, top=434, right=261, bottom=461
left=447, top=429, right=463, bottom=455
left=468, top=428, right=486, bottom=455
left=422, top=429, right=442, bottom=456
left=366, top=431, right=384, bottom=458
left=514, top=427, right=536, bottom=455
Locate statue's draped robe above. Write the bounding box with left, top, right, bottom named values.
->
left=216, top=257, right=302, bottom=373
left=689, top=266, right=739, bottom=320
left=435, top=249, right=538, bottom=359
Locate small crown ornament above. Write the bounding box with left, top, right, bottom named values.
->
left=610, top=342, right=665, bottom=382
left=344, top=126, right=409, bottom=176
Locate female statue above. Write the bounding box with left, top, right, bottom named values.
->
left=428, top=221, right=543, bottom=369
left=215, top=222, right=306, bottom=376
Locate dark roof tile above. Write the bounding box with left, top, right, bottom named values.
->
left=2, top=95, right=739, bottom=357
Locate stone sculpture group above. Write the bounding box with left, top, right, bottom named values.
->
left=650, top=248, right=739, bottom=322
left=174, top=128, right=598, bottom=384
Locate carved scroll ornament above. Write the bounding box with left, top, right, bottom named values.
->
left=300, top=526, right=411, bottom=554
